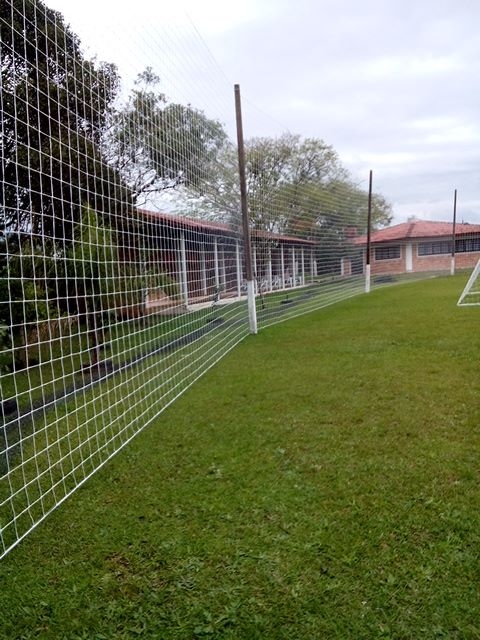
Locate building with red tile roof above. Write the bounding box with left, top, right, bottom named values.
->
left=131, top=209, right=316, bottom=312
left=348, top=219, right=480, bottom=276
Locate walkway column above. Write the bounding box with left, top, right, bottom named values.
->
left=267, top=246, right=273, bottom=291
left=301, top=248, right=305, bottom=285
left=292, top=247, right=296, bottom=287
left=179, top=233, right=188, bottom=307
left=365, top=169, right=373, bottom=293
left=405, top=243, right=413, bottom=272
left=312, top=249, right=318, bottom=277
left=214, top=237, right=220, bottom=289
left=281, top=245, right=285, bottom=290
left=201, top=244, right=207, bottom=296
left=220, top=247, right=227, bottom=291
left=236, top=239, right=242, bottom=298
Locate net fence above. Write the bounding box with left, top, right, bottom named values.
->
left=0, top=0, right=472, bottom=558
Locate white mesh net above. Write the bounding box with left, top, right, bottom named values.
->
left=0, top=0, right=446, bottom=557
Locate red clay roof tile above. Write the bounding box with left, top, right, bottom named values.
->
left=136, top=208, right=314, bottom=245
left=354, top=220, right=480, bottom=244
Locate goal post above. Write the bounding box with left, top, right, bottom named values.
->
left=457, top=258, right=480, bottom=306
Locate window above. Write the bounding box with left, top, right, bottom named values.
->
left=456, top=238, right=480, bottom=253
left=418, top=241, right=452, bottom=256
left=418, top=238, right=480, bottom=255
left=375, top=245, right=400, bottom=261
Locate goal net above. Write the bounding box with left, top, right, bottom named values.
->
left=458, top=259, right=480, bottom=306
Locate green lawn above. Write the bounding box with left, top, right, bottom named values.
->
left=1, top=275, right=480, bottom=639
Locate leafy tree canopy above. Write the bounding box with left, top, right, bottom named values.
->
left=109, top=68, right=230, bottom=204
left=0, top=0, right=131, bottom=241
left=184, top=132, right=392, bottom=236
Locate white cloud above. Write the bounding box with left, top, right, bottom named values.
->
left=364, top=54, right=461, bottom=79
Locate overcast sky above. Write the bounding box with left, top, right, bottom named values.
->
left=47, top=0, right=479, bottom=224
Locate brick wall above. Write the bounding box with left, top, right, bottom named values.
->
left=369, top=242, right=480, bottom=275
left=370, top=245, right=405, bottom=275
left=412, top=252, right=479, bottom=272
left=343, top=238, right=480, bottom=277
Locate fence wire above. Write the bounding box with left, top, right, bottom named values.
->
left=1, top=0, right=473, bottom=558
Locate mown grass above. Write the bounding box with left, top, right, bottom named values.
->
left=1, top=274, right=480, bottom=639
left=0, top=305, right=249, bottom=548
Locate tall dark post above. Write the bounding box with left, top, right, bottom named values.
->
left=451, top=189, right=457, bottom=276
left=365, top=170, right=373, bottom=292
left=234, top=84, right=257, bottom=333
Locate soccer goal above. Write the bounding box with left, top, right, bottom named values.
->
left=457, top=259, right=480, bottom=306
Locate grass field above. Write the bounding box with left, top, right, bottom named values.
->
left=1, top=274, right=480, bottom=639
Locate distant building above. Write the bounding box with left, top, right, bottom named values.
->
left=349, top=219, right=480, bottom=276
left=132, top=209, right=315, bottom=312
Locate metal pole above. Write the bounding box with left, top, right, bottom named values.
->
left=365, top=169, right=373, bottom=293
left=451, top=189, right=457, bottom=276
left=234, top=84, right=257, bottom=334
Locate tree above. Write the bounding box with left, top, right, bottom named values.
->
left=1, top=0, right=137, bottom=367
left=243, top=133, right=346, bottom=234
left=183, top=132, right=392, bottom=276
left=278, top=178, right=392, bottom=275
left=109, top=68, right=230, bottom=206
left=183, top=133, right=355, bottom=230
left=53, top=207, right=179, bottom=367
left=53, top=208, right=146, bottom=366
left=0, top=231, right=52, bottom=368
left=283, top=178, right=392, bottom=238
left=0, top=0, right=131, bottom=242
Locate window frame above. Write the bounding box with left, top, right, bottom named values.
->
left=417, top=240, right=452, bottom=257
left=374, top=244, right=401, bottom=261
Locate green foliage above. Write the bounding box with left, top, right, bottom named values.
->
left=0, top=325, right=12, bottom=372
left=0, top=206, right=183, bottom=369
left=111, top=67, right=229, bottom=200
left=187, top=132, right=392, bottom=254
left=0, top=0, right=131, bottom=240
left=55, top=207, right=146, bottom=361
left=144, top=269, right=180, bottom=301
left=245, top=133, right=345, bottom=234
left=273, top=177, right=391, bottom=275
left=0, top=234, right=52, bottom=367
left=244, top=134, right=392, bottom=236
left=61, top=207, right=118, bottom=315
